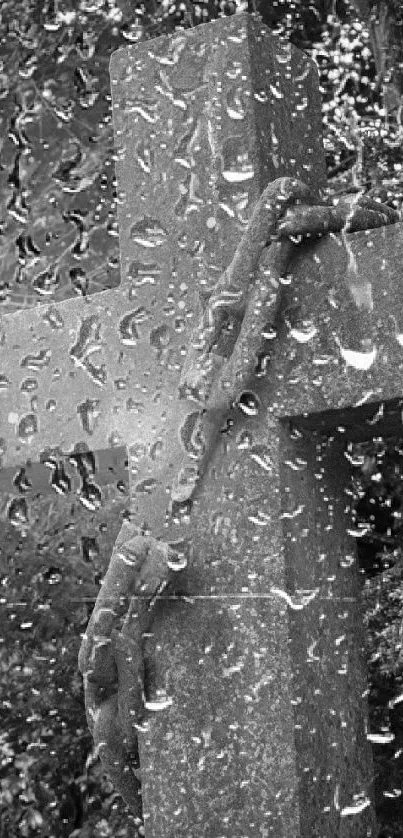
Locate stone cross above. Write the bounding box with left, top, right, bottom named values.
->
left=1, top=10, right=403, bottom=837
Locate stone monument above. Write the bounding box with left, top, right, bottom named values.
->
left=2, top=9, right=403, bottom=837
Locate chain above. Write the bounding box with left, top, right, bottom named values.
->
left=78, top=531, right=186, bottom=830
left=78, top=177, right=399, bottom=823
left=172, top=178, right=399, bottom=503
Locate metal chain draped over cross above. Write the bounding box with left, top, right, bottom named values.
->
left=171, top=178, right=399, bottom=503
left=78, top=177, right=399, bottom=827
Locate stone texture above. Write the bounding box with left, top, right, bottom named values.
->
left=3, top=9, right=403, bottom=837
left=108, top=12, right=379, bottom=838
left=0, top=10, right=326, bottom=478
left=139, top=596, right=301, bottom=837
left=272, top=222, right=403, bottom=418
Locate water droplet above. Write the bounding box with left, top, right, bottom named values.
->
left=130, top=443, right=147, bottom=464
left=248, top=511, right=271, bottom=527
left=237, top=392, right=260, bottom=416
left=130, top=217, right=167, bottom=248
left=122, top=96, right=158, bottom=123
left=312, top=354, right=333, bottom=366
left=335, top=337, right=377, bottom=370
left=174, top=317, right=186, bottom=333
left=128, top=260, right=161, bottom=287
left=150, top=324, right=171, bottom=353
left=50, top=463, right=71, bottom=495
left=68, top=447, right=95, bottom=479
left=134, top=139, right=154, bottom=174
left=270, top=586, right=319, bottom=610
left=255, top=353, right=270, bottom=376
left=221, top=136, right=254, bottom=183
left=340, top=794, right=371, bottom=817
left=236, top=430, right=253, bottom=449
left=135, top=478, right=158, bottom=494
left=250, top=445, right=272, bottom=472
left=349, top=277, right=373, bottom=312
left=167, top=550, right=188, bottom=573
left=79, top=481, right=101, bottom=511
left=284, top=458, right=307, bottom=472
left=7, top=496, right=29, bottom=529
left=0, top=374, right=10, bottom=392
left=280, top=504, right=305, bottom=520
left=144, top=693, right=173, bottom=712
left=126, top=399, right=144, bottom=414
left=388, top=693, right=403, bottom=709
left=43, top=306, right=64, bottom=330
left=32, top=265, right=59, bottom=296
left=289, top=322, right=318, bottom=343
left=339, top=554, right=356, bottom=568
left=269, top=84, right=283, bottom=100
left=70, top=315, right=106, bottom=386
left=179, top=411, right=205, bottom=459
left=149, top=440, right=164, bottom=460
left=20, top=378, right=38, bottom=393
left=114, top=378, right=128, bottom=391
left=347, top=523, right=371, bottom=538
left=13, top=467, right=32, bottom=493
left=21, top=350, right=51, bottom=371
left=108, top=431, right=123, bottom=448
left=77, top=399, right=100, bottom=435
left=119, top=308, right=149, bottom=345
left=18, top=413, right=38, bottom=442
left=70, top=267, right=88, bottom=296
left=366, top=731, right=395, bottom=744
left=276, top=44, right=292, bottom=65
left=171, top=465, right=199, bottom=503
left=170, top=497, right=192, bottom=523
left=225, top=86, right=247, bottom=120
left=81, top=536, right=99, bottom=563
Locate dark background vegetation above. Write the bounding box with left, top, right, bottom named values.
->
left=1, top=1, right=403, bottom=836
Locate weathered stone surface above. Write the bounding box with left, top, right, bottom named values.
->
left=0, top=9, right=328, bottom=480
left=140, top=597, right=301, bottom=837
left=109, top=12, right=380, bottom=838
left=274, top=222, right=403, bottom=417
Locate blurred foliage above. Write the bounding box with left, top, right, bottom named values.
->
left=0, top=0, right=402, bottom=312
left=1, top=0, right=403, bottom=836
left=0, top=457, right=142, bottom=837
left=362, top=560, right=403, bottom=837
left=350, top=439, right=403, bottom=836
